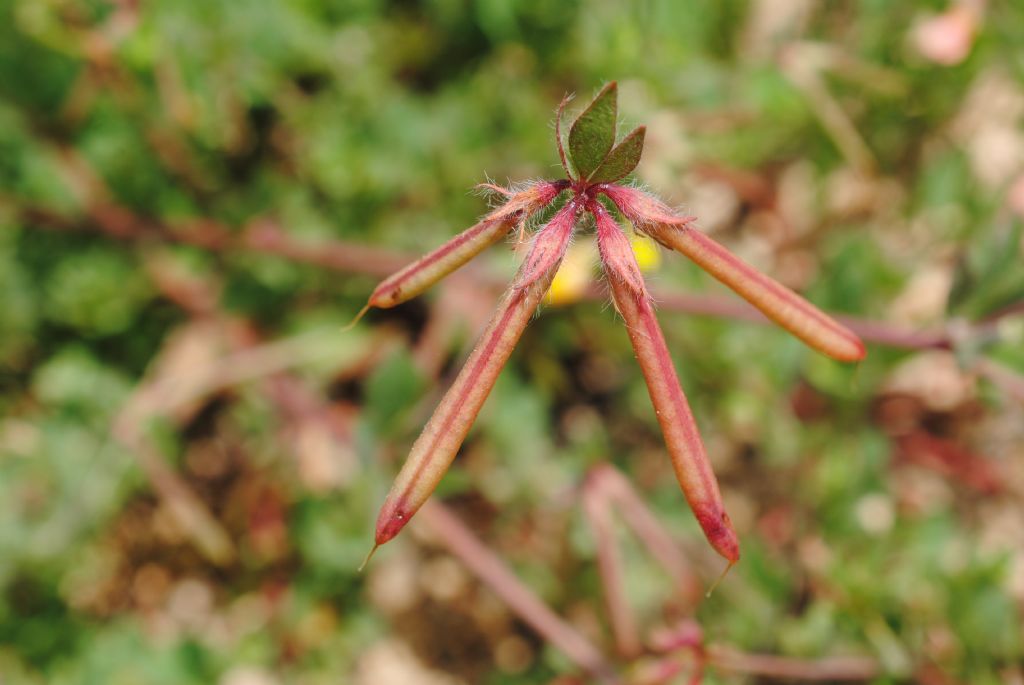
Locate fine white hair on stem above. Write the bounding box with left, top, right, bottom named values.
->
left=473, top=175, right=514, bottom=201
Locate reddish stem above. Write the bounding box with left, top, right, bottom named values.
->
left=582, top=474, right=643, bottom=658
left=706, top=645, right=880, bottom=681
left=587, top=465, right=702, bottom=605
left=17, top=199, right=1017, bottom=356
left=420, top=502, right=621, bottom=685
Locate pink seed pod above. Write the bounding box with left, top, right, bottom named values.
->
left=599, top=215, right=739, bottom=563
left=648, top=226, right=865, bottom=362
left=363, top=180, right=564, bottom=313
left=374, top=206, right=578, bottom=547
left=601, top=185, right=865, bottom=363
left=365, top=216, right=513, bottom=311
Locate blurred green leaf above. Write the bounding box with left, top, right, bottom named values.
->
left=363, top=350, right=425, bottom=432
left=43, top=250, right=152, bottom=336
left=948, top=219, right=1024, bottom=320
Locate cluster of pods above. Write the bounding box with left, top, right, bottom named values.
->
left=353, top=83, right=865, bottom=570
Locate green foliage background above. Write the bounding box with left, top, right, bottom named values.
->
left=2, top=0, right=1023, bottom=683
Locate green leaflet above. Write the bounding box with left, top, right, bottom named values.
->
left=948, top=220, right=1024, bottom=320
left=568, top=82, right=617, bottom=179
left=589, top=125, right=645, bottom=183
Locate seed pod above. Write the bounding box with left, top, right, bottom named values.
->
left=364, top=181, right=564, bottom=312
left=602, top=185, right=865, bottom=363
left=598, top=208, right=739, bottom=562
left=649, top=225, right=864, bottom=362
left=374, top=202, right=580, bottom=546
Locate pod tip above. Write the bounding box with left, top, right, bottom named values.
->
left=341, top=303, right=371, bottom=333
left=705, top=559, right=736, bottom=598
left=358, top=542, right=380, bottom=573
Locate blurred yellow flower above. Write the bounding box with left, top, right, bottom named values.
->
left=546, top=242, right=595, bottom=306
left=630, top=233, right=662, bottom=271
left=546, top=232, right=661, bottom=306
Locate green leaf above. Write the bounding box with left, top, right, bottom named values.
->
left=948, top=220, right=1024, bottom=319
left=589, top=125, right=645, bottom=183
left=568, top=82, right=617, bottom=179
left=364, top=350, right=425, bottom=432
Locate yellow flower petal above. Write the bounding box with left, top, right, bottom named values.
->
left=630, top=233, right=662, bottom=272
left=546, top=242, right=596, bottom=306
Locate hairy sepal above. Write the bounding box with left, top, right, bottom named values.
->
left=374, top=230, right=570, bottom=546
left=592, top=200, right=647, bottom=299
left=599, top=184, right=694, bottom=228
left=607, top=277, right=740, bottom=563
left=368, top=181, right=561, bottom=309
left=484, top=180, right=564, bottom=223
left=514, top=199, right=581, bottom=290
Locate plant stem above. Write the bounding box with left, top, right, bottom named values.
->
left=420, top=502, right=621, bottom=685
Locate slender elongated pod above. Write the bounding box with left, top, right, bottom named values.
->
left=374, top=201, right=581, bottom=546
left=647, top=225, right=864, bottom=362
left=601, top=185, right=865, bottom=363
left=359, top=181, right=565, bottom=314
left=594, top=201, right=739, bottom=563
left=608, top=278, right=740, bottom=562
left=366, top=216, right=516, bottom=310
